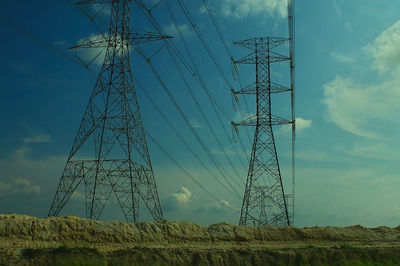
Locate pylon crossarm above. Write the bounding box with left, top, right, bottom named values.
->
left=235, top=51, right=289, bottom=65
left=235, top=82, right=290, bottom=95
left=234, top=115, right=291, bottom=127
left=270, top=82, right=291, bottom=94
left=270, top=115, right=292, bottom=126
left=234, top=52, right=256, bottom=64
left=234, top=115, right=257, bottom=127
left=129, top=32, right=172, bottom=44
left=233, top=37, right=288, bottom=50
left=69, top=34, right=109, bottom=49
left=235, top=82, right=256, bottom=95
left=270, top=51, right=290, bottom=63
left=69, top=32, right=171, bottom=49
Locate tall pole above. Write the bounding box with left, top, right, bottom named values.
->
left=288, top=0, right=296, bottom=226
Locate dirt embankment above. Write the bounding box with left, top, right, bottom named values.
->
left=1, top=214, right=400, bottom=265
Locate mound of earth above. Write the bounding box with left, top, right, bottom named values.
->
left=1, top=214, right=400, bottom=265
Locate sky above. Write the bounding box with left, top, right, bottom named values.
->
left=1, top=0, right=400, bottom=228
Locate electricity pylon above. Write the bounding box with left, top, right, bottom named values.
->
left=48, top=0, right=169, bottom=222
left=232, top=37, right=292, bottom=226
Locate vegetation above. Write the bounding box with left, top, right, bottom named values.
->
left=11, top=246, right=400, bottom=266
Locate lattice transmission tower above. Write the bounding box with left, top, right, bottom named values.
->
left=232, top=37, right=293, bottom=226
left=48, top=0, right=168, bottom=222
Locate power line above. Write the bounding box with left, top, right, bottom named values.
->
left=164, top=1, right=251, bottom=166
left=134, top=0, right=235, bottom=123
left=135, top=46, right=242, bottom=199
left=195, top=0, right=254, bottom=146
left=0, top=15, right=96, bottom=78
left=133, top=76, right=242, bottom=198
left=145, top=130, right=238, bottom=210
left=154, top=39, right=246, bottom=187
left=133, top=1, right=254, bottom=196
left=176, top=0, right=235, bottom=94
left=165, top=2, right=248, bottom=178
left=201, top=0, right=233, bottom=60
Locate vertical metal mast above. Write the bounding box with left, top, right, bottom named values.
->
left=48, top=0, right=169, bottom=222
left=233, top=37, right=292, bottom=226
left=287, top=0, right=296, bottom=226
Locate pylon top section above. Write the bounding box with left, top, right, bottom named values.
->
left=71, top=0, right=171, bottom=50
left=233, top=37, right=288, bottom=51
left=233, top=37, right=290, bottom=65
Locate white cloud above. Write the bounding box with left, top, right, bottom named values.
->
left=164, top=187, right=192, bottom=211
left=365, top=20, right=400, bottom=75
left=10, top=145, right=65, bottom=169
left=22, top=133, right=51, bottom=144
left=218, top=0, right=287, bottom=20
left=323, top=20, right=400, bottom=139
left=0, top=178, right=41, bottom=197
left=74, top=34, right=107, bottom=66
left=295, top=149, right=333, bottom=163
left=352, top=142, right=386, bottom=156
left=296, top=117, right=312, bottom=130
left=164, top=23, right=191, bottom=37
left=14, top=178, right=31, bottom=187
left=211, top=144, right=249, bottom=158
left=345, top=142, right=399, bottom=160
left=170, top=186, right=192, bottom=204
left=322, top=76, right=400, bottom=139
left=280, top=117, right=312, bottom=133
left=200, top=199, right=239, bottom=212
left=20, top=125, right=51, bottom=144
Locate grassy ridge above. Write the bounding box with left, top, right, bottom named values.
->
left=8, top=245, right=400, bottom=266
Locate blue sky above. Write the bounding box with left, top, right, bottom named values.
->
left=1, top=0, right=400, bottom=227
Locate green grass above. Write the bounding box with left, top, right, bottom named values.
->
left=339, top=242, right=357, bottom=250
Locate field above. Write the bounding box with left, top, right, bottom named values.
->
left=1, top=214, right=400, bottom=265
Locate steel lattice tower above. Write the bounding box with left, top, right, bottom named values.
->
left=48, top=0, right=168, bottom=222
left=233, top=37, right=292, bottom=226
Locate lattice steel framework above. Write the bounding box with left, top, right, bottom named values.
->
left=233, top=37, right=292, bottom=226
left=48, top=0, right=168, bottom=222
